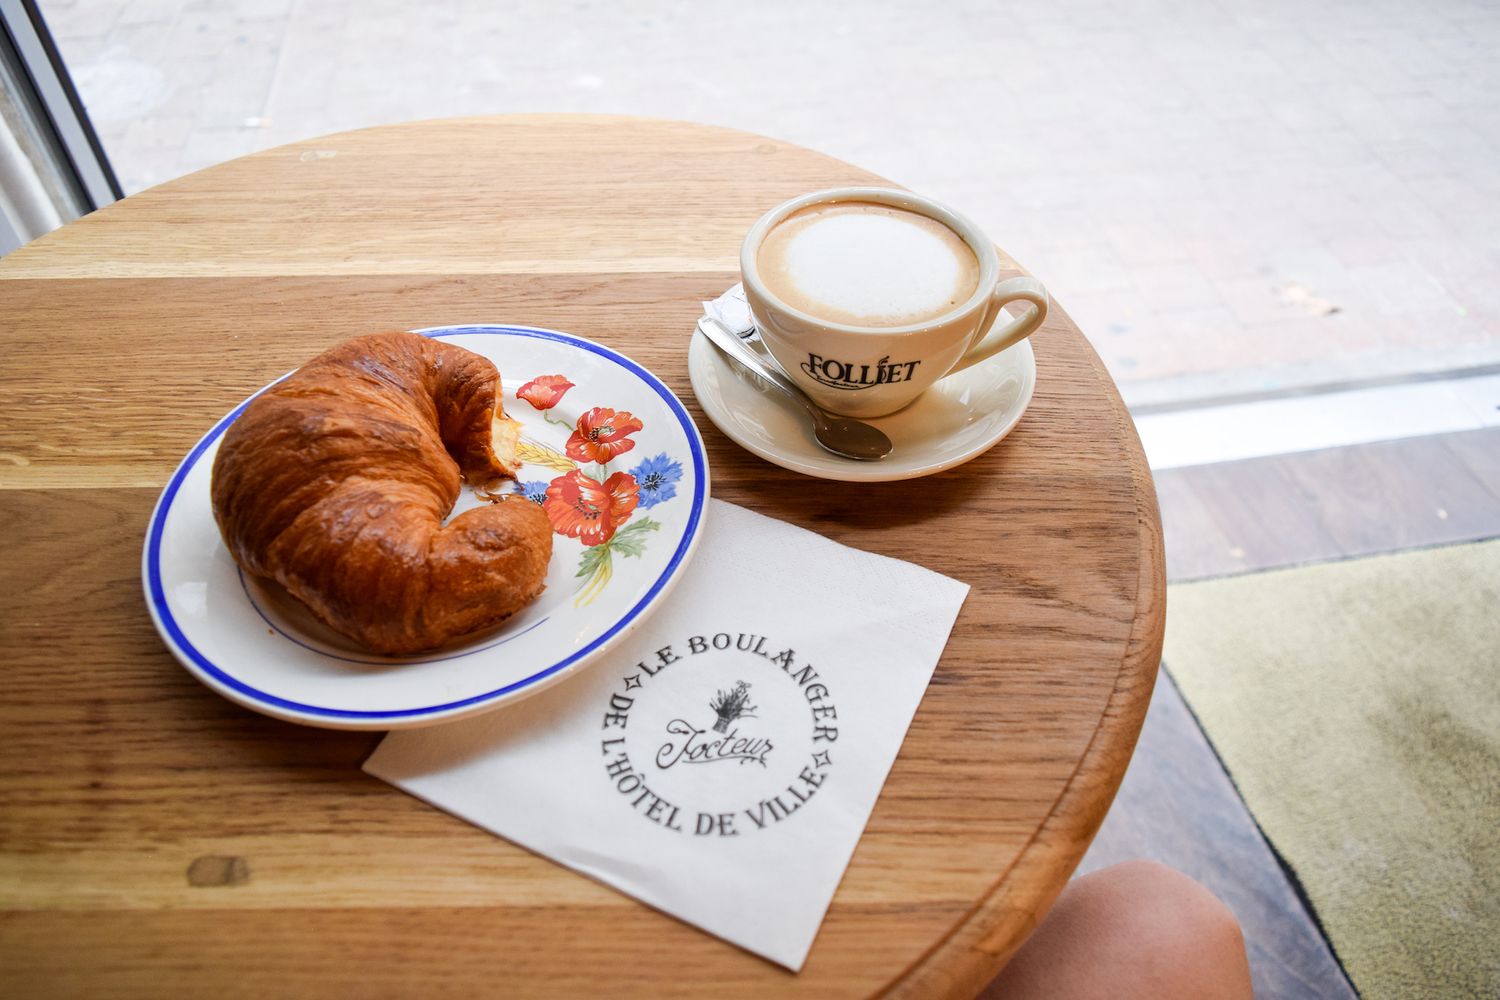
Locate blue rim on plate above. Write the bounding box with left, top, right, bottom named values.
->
left=142, top=325, right=710, bottom=727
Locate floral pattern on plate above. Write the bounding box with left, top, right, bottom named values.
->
left=511, top=374, right=686, bottom=607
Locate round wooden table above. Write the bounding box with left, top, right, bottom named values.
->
left=0, top=116, right=1164, bottom=998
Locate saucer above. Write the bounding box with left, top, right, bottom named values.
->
left=687, top=322, right=1036, bottom=482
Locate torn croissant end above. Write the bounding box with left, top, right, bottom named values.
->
left=210, top=331, right=553, bottom=656
left=474, top=413, right=524, bottom=499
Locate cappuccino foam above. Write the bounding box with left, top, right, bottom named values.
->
left=756, top=202, right=980, bottom=327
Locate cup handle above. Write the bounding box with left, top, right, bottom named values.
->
left=948, top=276, right=1049, bottom=376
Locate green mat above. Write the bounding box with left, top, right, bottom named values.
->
left=1164, top=540, right=1500, bottom=999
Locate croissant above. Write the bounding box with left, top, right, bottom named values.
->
left=211, top=332, right=553, bottom=655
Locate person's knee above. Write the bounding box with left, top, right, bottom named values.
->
left=1089, top=860, right=1246, bottom=982
left=1088, top=860, right=1245, bottom=950
left=983, top=860, right=1251, bottom=1000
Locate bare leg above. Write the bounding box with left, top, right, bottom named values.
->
left=979, top=860, right=1253, bottom=1000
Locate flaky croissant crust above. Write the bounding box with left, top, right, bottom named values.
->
left=211, top=332, right=552, bottom=655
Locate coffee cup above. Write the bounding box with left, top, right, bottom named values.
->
left=740, top=187, right=1049, bottom=419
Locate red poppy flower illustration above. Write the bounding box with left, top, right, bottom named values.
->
left=543, top=470, right=640, bottom=546
left=566, top=407, right=644, bottom=464
left=516, top=374, right=575, bottom=410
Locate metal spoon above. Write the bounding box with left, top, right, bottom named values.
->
left=696, top=318, right=894, bottom=461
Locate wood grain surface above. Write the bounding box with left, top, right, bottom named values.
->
left=0, top=116, right=1164, bottom=998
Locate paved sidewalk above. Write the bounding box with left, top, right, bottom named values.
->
left=39, top=0, right=1500, bottom=403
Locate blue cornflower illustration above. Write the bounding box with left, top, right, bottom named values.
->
left=513, top=480, right=549, bottom=504
left=628, top=453, right=683, bottom=509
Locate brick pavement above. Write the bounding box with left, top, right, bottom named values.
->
left=38, top=0, right=1500, bottom=403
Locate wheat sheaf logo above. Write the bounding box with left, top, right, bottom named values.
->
left=710, top=680, right=757, bottom=733
left=655, top=680, right=773, bottom=769
left=598, top=633, right=838, bottom=838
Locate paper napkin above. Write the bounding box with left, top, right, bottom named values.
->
left=364, top=499, right=969, bottom=970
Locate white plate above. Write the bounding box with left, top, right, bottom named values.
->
left=143, top=325, right=710, bottom=730
left=687, top=324, right=1035, bottom=482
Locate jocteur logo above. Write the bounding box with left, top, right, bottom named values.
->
left=598, top=632, right=839, bottom=838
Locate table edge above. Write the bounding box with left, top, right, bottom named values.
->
left=882, top=320, right=1167, bottom=998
